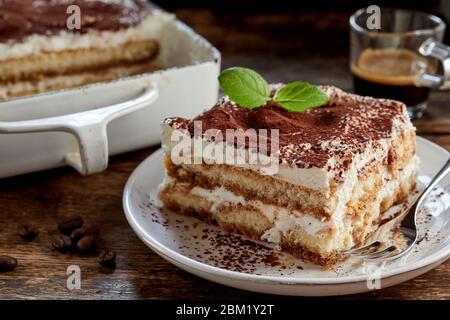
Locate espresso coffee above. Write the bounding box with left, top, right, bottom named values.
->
left=351, top=48, right=433, bottom=107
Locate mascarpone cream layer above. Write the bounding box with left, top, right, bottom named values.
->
left=161, top=121, right=415, bottom=192
left=162, top=123, right=331, bottom=190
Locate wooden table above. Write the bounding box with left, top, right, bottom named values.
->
left=1, top=8, right=449, bottom=300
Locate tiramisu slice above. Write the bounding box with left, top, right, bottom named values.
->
left=0, top=0, right=172, bottom=99
left=159, top=84, right=418, bottom=267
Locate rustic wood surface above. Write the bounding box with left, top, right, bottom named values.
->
left=0, top=8, right=449, bottom=300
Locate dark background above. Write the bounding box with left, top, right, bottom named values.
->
left=151, top=0, right=449, bottom=86
left=151, top=0, right=449, bottom=57
left=156, top=0, right=441, bottom=11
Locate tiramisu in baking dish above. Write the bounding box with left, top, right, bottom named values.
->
left=0, top=0, right=171, bottom=99
left=159, top=69, right=418, bottom=267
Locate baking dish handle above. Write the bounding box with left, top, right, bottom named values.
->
left=0, top=82, right=158, bottom=175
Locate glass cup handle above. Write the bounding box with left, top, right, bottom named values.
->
left=416, top=38, right=450, bottom=90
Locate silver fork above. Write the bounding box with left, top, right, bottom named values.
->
left=339, top=157, right=450, bottom=262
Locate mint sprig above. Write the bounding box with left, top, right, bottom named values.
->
left=273, top=81, right=329, bottom=112
left=218, top=67, right=329, bottom=112
left=218, top=67, right=270, bottom=109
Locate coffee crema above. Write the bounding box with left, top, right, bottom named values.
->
left=351, top=48, right=434, bottom=106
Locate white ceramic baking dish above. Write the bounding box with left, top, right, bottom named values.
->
left=0, top=16, right=220, bottom=178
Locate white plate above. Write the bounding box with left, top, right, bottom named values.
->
left=123, top=136, right=450, bottom=296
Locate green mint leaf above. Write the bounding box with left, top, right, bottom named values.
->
left=273, top=81, right=329, bottom=112
left=218, top=67, right=270, bottom=109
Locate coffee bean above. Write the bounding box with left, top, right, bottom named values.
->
left=0, top=255, right=17, bottom=273
left=58, top=216, right=83, bottom=234
left=71, top=225, right=99, bottom=242
left=51, top=234, right=72, bottom=252
left=77, top=235, right=97, bottom=253
left=98, top=250, right=116, bottom=269
left=70, top=228, right=86, bottom=242
left=18, top=225, right=39, bottom=241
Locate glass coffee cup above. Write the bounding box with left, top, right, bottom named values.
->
left=350, top=7, right=449, bottom=118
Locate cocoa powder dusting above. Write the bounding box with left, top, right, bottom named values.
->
left=165, top=86, right=408, bottom=180
left=0, top=0, right=153, bottom=43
